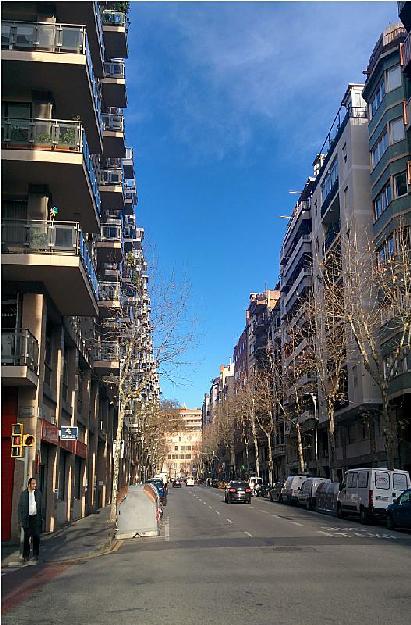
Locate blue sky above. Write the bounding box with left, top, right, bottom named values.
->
left=126, top=1, right=398, bottom=408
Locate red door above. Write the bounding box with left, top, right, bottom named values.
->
left=1, top=388, right=18, bottom=541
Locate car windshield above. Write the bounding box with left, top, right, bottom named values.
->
left=230, top=482, right=248, bottom=488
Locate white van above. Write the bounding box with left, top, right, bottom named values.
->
left=249, top=476, right=263, bottom=495
left=298, top=477, right=330, bottom=510
left=337, top=468, right=410, bottom=523
left=284, top=475, right=307, bottom=504
left=186, top=476, right=195, bottom=486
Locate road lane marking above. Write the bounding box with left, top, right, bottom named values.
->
left=209, top=505, right=213, bottom=510
left=203, top=502, right=207, bottom=505
left=291, top=521, right=304, bottom=527
left=244, top=531, right=252, bottom=537
left=216, top=511, right=221, bottom=515
left=318, top=530, right=333, bottom=536
left=260, top=510, right=270, bottom=514
left=226, top=519, right=233, bottom=524
left=164, top=517, right=170, bottom=542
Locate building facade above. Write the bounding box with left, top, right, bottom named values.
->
left=163, top=408, right=202, bottom=479
left=1, top=2, right=157, bottom=542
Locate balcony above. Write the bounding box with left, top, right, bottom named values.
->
left=320, top=178, right=339, bottom=219
left=101, top=10, right=128, bottom=59
left=1, top=21, right=103, bottom=152
left=122, top=147, right=134, bottom=179
left=2, top=220, right=98, bottom=316
left=99, top=167, right=124, bottom=210
left=1, top=330, right=39, bottom=387
left=403, top=32, right=411, bottom=77
left=95, top=222, right=123, bottom=262
left=92, top=341, right=120, bottom=373
left=2, top=118, right=101, bottom=233
left=102, top=109, right=125, bottom=158
left=324, top=221, right=341, bottom=253
left=98, top=281, right=121, bottom=309
left=102, top=60, right=126, bottom=108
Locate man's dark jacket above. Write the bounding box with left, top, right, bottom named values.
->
left=18, top=489, right=44, bottom=531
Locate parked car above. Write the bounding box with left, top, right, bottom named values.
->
left=269, top=481, right=286, bottom=503
left=146, top=479, right=167, bottom=505
left=249, top=476, right=263, bottom=496
left=172, top=479, right=182, bottom=488
left=211, top=478, right=219, bottom=488
left=337, top=468, right=410, bottom=523
left=224, top=481, right=252, bottom=504
left=255, top=483, right=270, bottom=498
left=298, top=477, right=330, bottom=510
left=186, top=476, right=195, bottom=486
left=386, top=489, right=411, bottom=530
left=315, top=481, right=340, bottom=515
left=283, top=475, right=308, bottom=504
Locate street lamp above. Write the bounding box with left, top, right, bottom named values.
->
left=308, top=393, right=319, bottom=474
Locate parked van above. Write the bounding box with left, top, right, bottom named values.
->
left=298, top=477, right=330, bottom=510
left=337, top=468, right=410, bottom=523
left=284, top=475, right=307, bottom=504
left=186, top=476, right=195, bottom=486
left=249, top=476, right=263, bottom=495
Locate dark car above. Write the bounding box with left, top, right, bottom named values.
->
left=386, top=489, right=411, bottom=530
left=146, top=479, right=167, bottom=505
left=224, top=481, right=252, bottom=504
left=172, top=479, right=182, bottom=488
left=269, top=481, right=286, bottom=503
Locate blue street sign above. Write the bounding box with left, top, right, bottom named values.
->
left=60, top=426, right=78, bottom=441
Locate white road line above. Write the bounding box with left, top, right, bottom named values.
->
left=209, top=505, right=213, bottom=510
left=216, top=511, right=221, bottom=515
left=318, top=530, right=333, bottom=536
left=203, top=502, right=207, bottom=505
left=271, top=514, right=281, bottom=519
left=244, top=531, right=252, bottom=537
left=164, top=517, right=170, bottom=542
left=226, top=518, right=233, bottom=524
left=249, top=506, right=254, bottom=509
left=291, top=521, right=304, bottom=527
left=260, top=510, right=270, bottom=514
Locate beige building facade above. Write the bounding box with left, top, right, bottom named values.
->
left=162, top=408, right=202, bottom=479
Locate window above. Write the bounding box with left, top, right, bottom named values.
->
left=58, top=451, right=67, bottom=500
left=387, top=234, right=395, bottom=258
left=371, top=131, right=388, bottom=168
left=375, top=471, right=390, bottom=490
left=393, top=171, right=408, bottom=198
left=185, top=454, right=191, bottom=460
left=373, top=183, right=392, bottom=221
left=321, top=159, right=338, bottom=203
left=399, top=491, right=411, bottom=504
left=167, top=454, right=171, bottom=459
left=358, top=471, right=369, bottom=488
left=386, top=65, right=402, bottom=92
left=347, top=472, right=358, bottom=488
left=2, top=101, right=32, bottom=119
left=390, top=117, right=405, bottom=144
left=369, top=79, right=385, bottom=118
left=174, top=446, right=178, bottom=451
left=393, top=473, right=408, bottom=491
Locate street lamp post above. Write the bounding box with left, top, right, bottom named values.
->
left=309, top=393, right=319, bottom=475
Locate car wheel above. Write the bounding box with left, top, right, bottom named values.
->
left=360, top=507, right=369, bottom=525
left=386, top=513, right=395, bottom=530
left=337, top=503, right=345, bottom=519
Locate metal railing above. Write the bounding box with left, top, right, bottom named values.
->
left=101, top=10, right=126, bottom=27
left=92, top=342, right=120, bottom=362
left=100, top=223, right=122, bottom=240
left=2, top=118, right=101, bottom=215
left=98, top=282, right=121, bottom=301
left=2, top=220, right=98, bottom=298
left=99, top=167, right=123, bottom=186
left=2, top=21, right=102, bottom=132
left=102, top=112, right=124, bottom=132
left=324, top=221, right=341, bottom=252
left=104, top=60, right=125, bottom=79
left=1, top=329, right=39, bottom=372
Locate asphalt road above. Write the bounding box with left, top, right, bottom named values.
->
left=2, top=484, right=411, bottom=625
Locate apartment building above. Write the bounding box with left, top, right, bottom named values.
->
left=362, top=19, right=411, bottom=472
left=1, top=2, right=157, bottom=542
left=162, top=407, right=202, bottom=479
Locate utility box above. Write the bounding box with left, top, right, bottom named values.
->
left=116, top=484, right=160, bottom=539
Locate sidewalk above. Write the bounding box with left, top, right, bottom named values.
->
left=1, top=506, right=116, bottom=568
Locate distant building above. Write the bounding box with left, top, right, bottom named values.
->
left=162, top=408, right=202, bottom=478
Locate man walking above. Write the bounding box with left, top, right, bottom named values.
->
left=18, top=478, right=43, bottom=563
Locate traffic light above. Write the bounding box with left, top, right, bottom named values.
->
left=11, top=423, right=23, bottom=458
left=23, top=434, right=35, bottom=447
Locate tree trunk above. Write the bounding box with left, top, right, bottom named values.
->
left=381, top=386, right=396, bottom=470
left=266, top=432, right=274, bottom=485
left=110, top=404, right=125, bottom=522
left=250, top=412, right=260, bottom=476
left=327, top=399, right=337, bottom=482
left=295, top=422, right=305, bottom=474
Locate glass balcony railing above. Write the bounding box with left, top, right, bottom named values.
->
left=104, top=60, right=125, bottom=79
left=102, top=111, right=124, bottom=132
left=99, top=167, right=123, bottom=186
left=2, top=118, right=101, bottom=216
left=101, top=10, right=126, bottom=27
left=2, top=220, right=98, bottom=299
left=93, top=1, right=105, bottom=62
left=1, top=330, right=39, bottom=373
left=2, top=21, right=103, bottom=133
left=98, top=282, right=121, bottom=302
left=100, top=224, right=122, bottom=240
left=92, top=341, right=120, bottom=362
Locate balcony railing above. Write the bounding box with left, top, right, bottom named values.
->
left=100, top=223, right=122, bottom=240
left=101, top=10, right=126, bottom=27
left=403, top=32, right=411, bottom=72
left=324, top=221, right=341, bottom=252
left=104, top=60, right=125, bottom=79
left=102, top=111, right=124, bottom=132
left=92, top=341, right=120, bottom=362
left=320, top=178, right=339, bottom=218
left=98, top=282, right=121, bottom=302
left=1, top=330, right=39, bottom=372
left=99, top=167, right=123, bottom=186
left=2, top=220, right=98, bottom=297
left=2, top=21, right=102, bottom=132
left=2, top=118, right=101, bottom=216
